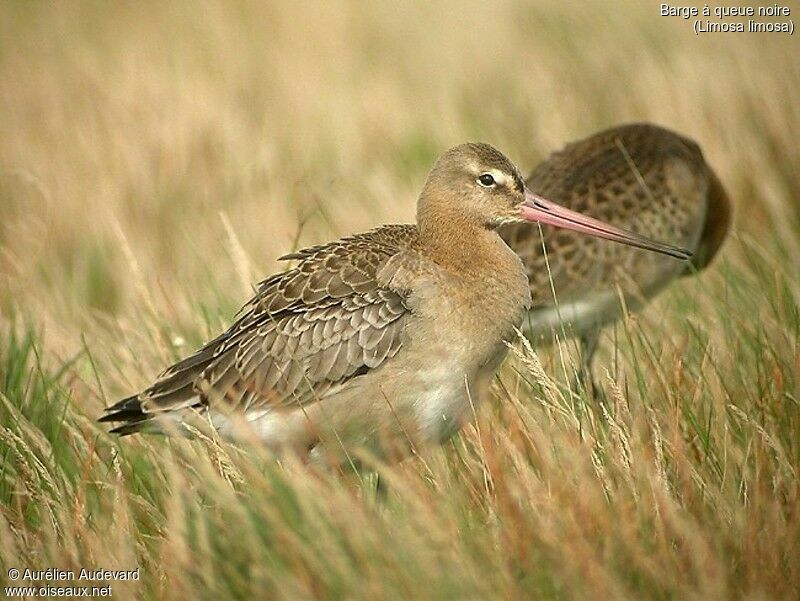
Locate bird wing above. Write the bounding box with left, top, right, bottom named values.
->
left=114, top=224, right=418, bottom=419
left=500, top=123, right=712, bottom=305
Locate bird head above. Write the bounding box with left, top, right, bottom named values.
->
left=419, top=142, right=692, bottom=260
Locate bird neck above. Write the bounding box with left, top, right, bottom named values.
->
left=416, top=204, right=507, bottom=274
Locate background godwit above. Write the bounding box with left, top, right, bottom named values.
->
left=100, top=143, right=688, bottom=465
left=500, top=123, right=731, bottom=378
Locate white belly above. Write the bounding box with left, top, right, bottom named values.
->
left=411, top=355, right=493, bottom=445
left=524, top=271, right=678, bottom=340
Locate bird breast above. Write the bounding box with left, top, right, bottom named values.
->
left=393, top=243, right=529, bottom=443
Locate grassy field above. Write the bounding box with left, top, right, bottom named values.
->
left=1, top=2, right=799, bottom=599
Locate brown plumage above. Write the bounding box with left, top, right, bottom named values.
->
left=500, top=123, right=730, bottom=366
left=101, top=141, right=690, bottom=466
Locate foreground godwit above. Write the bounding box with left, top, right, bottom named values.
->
left=500, top=124, right=730, bottom=375
left=101, top=143, right=690, bottom=466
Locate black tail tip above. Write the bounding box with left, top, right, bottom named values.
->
left=99, top=395, right=148, bottom=436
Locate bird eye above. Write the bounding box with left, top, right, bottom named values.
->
left=477, top=173, right=496, bottom=187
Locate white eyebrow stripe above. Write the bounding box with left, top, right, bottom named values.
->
left=480, top=168, right=508, bottom=186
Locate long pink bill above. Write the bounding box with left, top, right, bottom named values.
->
left=520, top=190, right=692, bottom=261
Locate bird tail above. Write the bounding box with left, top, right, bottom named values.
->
left=98, top=395, right=154, bottom=435
left=99, top=343, right=218, bottom=435
left=99, top=393, right=207, bottom=436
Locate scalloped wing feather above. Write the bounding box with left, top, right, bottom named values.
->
left=102, top=224, right=418, bottom=430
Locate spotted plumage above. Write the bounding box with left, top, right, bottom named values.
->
left=500, top=123, right=730, bottom=346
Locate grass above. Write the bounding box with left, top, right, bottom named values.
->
left=1, top=2, right=798, bottom=599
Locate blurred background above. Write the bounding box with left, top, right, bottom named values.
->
left=1, top=3, right=799, bottom=598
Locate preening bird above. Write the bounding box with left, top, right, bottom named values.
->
left=500, top=124, right=730, bottom=376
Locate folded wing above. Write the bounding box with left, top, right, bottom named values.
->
left=100, top=225, right=417, bottom=433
